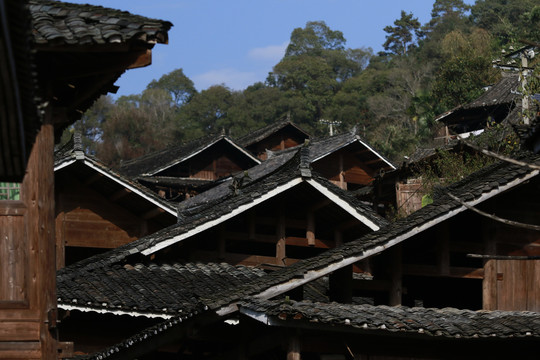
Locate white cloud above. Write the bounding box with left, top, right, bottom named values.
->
left=248, top=42, right=288, bottom=62
left=193, top=69, right=258, bottom=91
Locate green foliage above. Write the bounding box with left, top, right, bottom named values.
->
left=285, top=21, right=346, bottom=57
left=432, top=55, right=497, bottom=109
left=146, top=68, right=196, bottom=107
left=413, top=149, right=495, bottom=196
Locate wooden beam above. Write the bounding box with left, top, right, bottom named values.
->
left=84, top=172, right=103, bottom=186
left=403, top=264, right=484, bottom=279
left=141, top=207, right=164, bottom=220
left=308, top=199, right=332, bottom=212
left=189, top=250, right=300, bottom=267
left=110, top=188, right=132, bottom=201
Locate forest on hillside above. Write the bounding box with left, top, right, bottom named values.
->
left=66, top=0, right=540, bottom=167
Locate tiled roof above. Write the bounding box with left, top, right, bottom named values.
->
left=179, top=132, right=395, bottom=214
left=236, top=120, right=310, bottom=148
left=240, top=299, right=540, bottom=339
left=57, top=261, right=265, bottom=318
left=119, top=134, right=259, bottom=178
left=308, top=131, right=396, bottom=170
left=29, top=0, right=171, bottom=47
left=177, top=146, right=297, bottom=213
left=205, top=152, right=540, bottom=310
left=435, top=73, right=520, bottom=124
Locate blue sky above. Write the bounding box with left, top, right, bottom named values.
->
left=69, top=0, right=475, bottom=97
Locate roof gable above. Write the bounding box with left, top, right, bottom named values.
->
left=55, top=135, right=177, bottom=218
left=237, top=120, right=310, bottom=149
left=119, top=135, right=260, bottom=178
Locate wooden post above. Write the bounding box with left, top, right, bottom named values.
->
left=287, top=332, right=301, bottom=360
left=339, top=153, right=346, bottom=190
left=329, top=265, right=352, bottom=303
left=248, top=211, right=256, bottom=240
left=437, top=223, right=450, bottom=276
left=218, top=225, right=226, bottom=260
left=334, top=229, right=343, bottom=247
left=306, top=211, right=315, bottom=246
left=25, top=121, right=58, bottom=359
left=389, top=245, right=402, bottom=306
left=276, top=215, right=286, bottom=264
left=482, top=220, right=497, bottom=310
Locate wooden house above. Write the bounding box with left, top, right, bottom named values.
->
left=54, top=134, right=177, bottom=268
left=0, top=0, right=170, bottom=358
left=237, top=120, right=310, bottom=160
left=308, top=132, right=396, bottom=191
left=434, top=72, right=520, bottom=144
left=57, top=152, right=540, bottom=359
left=55, top=144, right=389, bottom=355
left=119, top=134, right=261, bottom=201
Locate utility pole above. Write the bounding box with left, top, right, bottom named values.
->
left=319, top=119, right=341, bottom=136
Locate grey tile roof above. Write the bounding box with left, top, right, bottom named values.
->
left=29, top=0, right=171, bottom=47
left=239, top=299, right=540, bottom=339
left=57, top=261, right=265, bottom=317
left=118, top=134, right=258, bottom=178
left=435, top=73, right=520, bottom=124
left=179, top=132, right=395, bottom=214
left=204, top=152, right=540, bottom=310
left=236, top=120, right=310, bottom=148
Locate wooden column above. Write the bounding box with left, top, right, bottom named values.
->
left=339, top=153, right=346, bottom=190
left=218, top=225, right=226, bottom=260
left=329, top=265, right=353, bottom=303
left=389, top=245, right=402, bottom=306
left=25, top=121, right=58, bottom=359
left=334, top=229, right=343, bottom=247
left=248, top=211, right=256, bottom=240
left=287, top=332, right=301, bottom=360
left=306, top=211, right=315, bottom=246
left=276, top=215, right=286, bottom=264
left=436, top=223, right=450, bottom=276
left=482, top=219, right=497, bottom=310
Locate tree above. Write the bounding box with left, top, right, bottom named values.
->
left=383, top=10, right=422, bottom=56
left=285, top=21, right=346, bottom=57
left=96, top=88, right=177, bottom=166
left=61, top=95, right=114, bottom=155
left=428, top=0, right=470, bottom=30
left=146, top=68, right=196, bottom=107
left=177, top=85, right=240, bottom=139
left=471, top=0, right=538, bottom=46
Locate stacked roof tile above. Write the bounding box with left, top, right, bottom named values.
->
left=240, top=299, right=540, bottom=339
left=57, top=261, right=265, bottom=317
left=30, top=0, right=171, bottom=46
